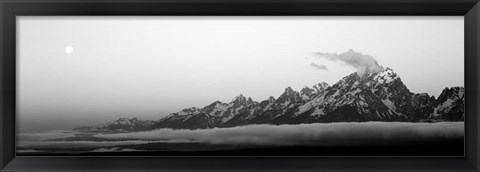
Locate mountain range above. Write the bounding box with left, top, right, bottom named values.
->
left=73, top=67, right=465, bottom=132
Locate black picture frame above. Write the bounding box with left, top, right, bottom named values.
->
left=1, top=0, right=479, bottom=171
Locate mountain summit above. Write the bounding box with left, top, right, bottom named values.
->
left=74, top=67, right=464, bottom=132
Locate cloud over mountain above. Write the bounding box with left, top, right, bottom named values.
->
left=309, top=62, right=328, bottom=70
left=312, top=49, right=383, bottom=75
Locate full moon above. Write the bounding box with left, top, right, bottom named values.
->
left=65, top=46, right=74, bottom=54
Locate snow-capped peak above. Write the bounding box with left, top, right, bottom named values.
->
left=431, top=86, right=465, bottom=120
left=438, top=86, right=465, bottom=101
left=313, top=82, right=329, bottom=90
left=181, top=107, right=201, bottom=112
left=246, top=97, right=255, bottom=105
left=333, top=72, right=360, bottom=88
left=300, top=87, right=315, bottom=101
left=268, top=96, right=276, bottom=102
left=73, top=117, right=156, bottom=132
left=231, top=94, right=247, bottom=103
left=276, top=86, right=302, bottom=108
left=211, top=100, right=223, bottom=105
left=113, top=118, right=132, bottom=125
left=372, top=67, right=399, bottom=84
left=116, top=117, right=130, bottom=122
left=203, top=101, right=227, bottom=110
left=284, top=86, right=295, bottom=93
left=168, top=107, right=202, bottom=117
left=114, top=117, right=145, bottom=124
left=300, top=86, right=313, bottom=93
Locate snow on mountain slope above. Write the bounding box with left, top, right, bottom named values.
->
left=292, top=68, right=411, bottom=122
left=430, top=87, right=465, bottom=121
left=300, top=82, right=329, bottom=101
left=73, top=67, right=464, bottom=132
left=73, top=117, right=155, bottom=132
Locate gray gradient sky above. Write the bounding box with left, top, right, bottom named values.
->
left=17, top=16, right=463, bottom=131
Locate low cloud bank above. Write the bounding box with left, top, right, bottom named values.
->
left=95, top=122, right=464, bottom=147
left=91, top=147, right=145, bottom=152
left=18, top=130, right=77, bottom=141
left=18, top=140, right=154, bottom=148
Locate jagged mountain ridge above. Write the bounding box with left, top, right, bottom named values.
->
left=73, top=117, right=155, bottom=132
left=74, top=68, right=465, bottom=132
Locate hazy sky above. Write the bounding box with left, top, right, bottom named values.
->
left=17, top=16, right=463, bottom=131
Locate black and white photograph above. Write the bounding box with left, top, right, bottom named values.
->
left=16, top=16, right=464, bottom=156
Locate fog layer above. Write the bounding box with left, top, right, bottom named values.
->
left=95, top=122, right=464, bottom=147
